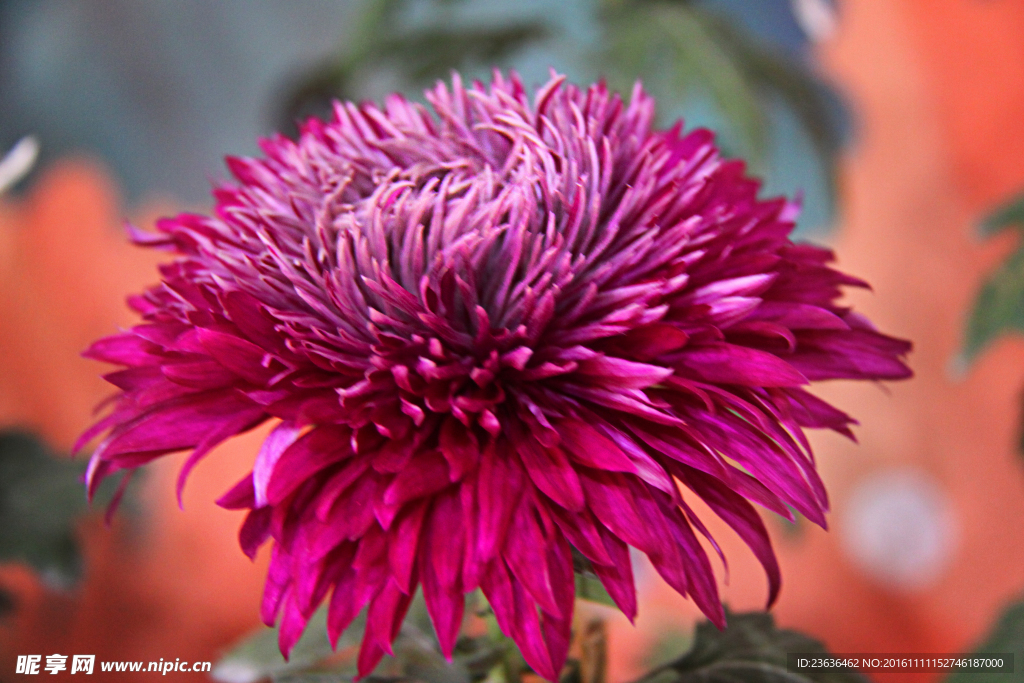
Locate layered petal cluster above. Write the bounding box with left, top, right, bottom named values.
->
left=80, top=73, right=911, bottom=680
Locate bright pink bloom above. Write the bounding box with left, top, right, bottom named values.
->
left=80, top=73, right=910, bottom=680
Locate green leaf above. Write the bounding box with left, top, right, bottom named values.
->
left=378, top=23, right=548, bottom=85
left=962, top=245, right=1024, bottom=363
left=571, top=547, right=617, bottom=609
left=214, top=592, right=512, bottom=683
left=982, top=192, right=1024, bottom=236
left=599, top=0, right=845, bottom=227
left=575, top=574, right=617, bottom=609
left=271, top=675, right=350, bottom=683
left=277, top=0, right=846, bottom=231
left=0, top=431, right=89, bottom=584
left=641, top=627, right=694, bottom=677
left=945, top=597, right=1024, bottom=683
left=376, top=628, right=472, bottom=683
left=602, top=3, right=767, bottom=163
left=277, top=0, right=546, bottom=133
left=697, top=10, right=843, bottom=209
left=771, top=506, right=805, bottom=540
left=631, top=610, right=869, bottom=683
left=962, top=190, right=1024, bottom=366
left=213, top=608, right=353, bottom=683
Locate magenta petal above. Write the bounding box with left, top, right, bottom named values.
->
left=592, top=528, right=637, bottom=621
left=100, top=389, right=263, bottom=458
left=315, top=458, right=370, bottom=522
left=266, top=427, right=352, bottom=504
left=671, top=343, right=808, bottom=387
left=542, top=531, right=575, bottom=669
left=476, top=443, right=523, bottom=562
left=504, top=497, right=561, bottom=617
left=626, top=484, right=697, bottom=599
left=261, top=545, right=293, bottom=626
left=222, top=290, right=290, bottom=354
left=681, top=468, right=781, bottom=606
left=104, top=366, right=164, bottom=392
left=421, top=570, right=465, bottom=659
left=557, top=419, right=636, bottom=474
left=382, top=450, right=451, bottom=507
left=510, top=572, right=558, bottom=681
left=611, top=322, right=690, bottom=360
left=459, top=476, right=483, bottom=591
left=421, top=492, right=466, bottom=657
left=216, top=474, right=256, bottom=510
left=548, top=506, right=613, bottom=566
left=366, top=578, right=415, bottom=654
left=512, top=425, right=585, bottom=512
left=253, top=421, right=304, bottom=507
left=238, top=507, right=272, bottom=559
left=575, top=354, right=673, bottom=389
left=295, top=543, right=353, bottom=618
left=175, top=405, right=268, bottom=505
left=278, top=590, right=310, bottom=658
left=480, top=559, right=516, bottom=639
left=162, top=360, right=238, bottom=389
left=664, top=505, right=725, bottom=628
left=540, top=610, right=571, bottom=681
left=83, top=332, right=163, bottom=365
left=438, top=417, right=480, bottom=481
left=783, top=387, right=856, bottom=436
left=356, top=639, right=388, bottom=681
left=482, top=560, right=556, bottom=681
left=387, top=500, right=428, bottom=593
left=327, top=568, right=372, bottom=647
left=198, top=327, right=282, bottom=385
left=789, top=329, right=912, bottom=381
left=749, top=301, right=849, bottom=330
left=577, top=469, right=651, bottom=552
left=319, top=475, right=382, bottom=547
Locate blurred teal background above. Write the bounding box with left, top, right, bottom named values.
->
left=0, top=0, right=841, bottom=232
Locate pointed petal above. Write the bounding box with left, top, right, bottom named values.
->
left=278, top=590, right=310, bottom=658
left=261, top=545, right=292, bottom=626
left=680, top=467, right=781, bottom=606
left=513, top=430, right=585, bottom=512
left=217, top=473, right=256, bottom=510
left=356, top=639, right=388, bottom=680
left=672, top=343, right=807, bottom=387
left=366, top=578, right=415, bottom=654
left=266, top=426, right=352, bottom=504
left=557, top=419, right=636, bottom=473
left=388, top=500, right=429, bottom=593
left=239, top=507, right=272, bottom=559
left=476, top=441, right=524, bottom=562
left=382, top=449, right=451, bottom=507
left=439, top=417, right=480, bottom=481
left=421, top=492, right=466, bottom=657
left=253, top=421, right=304, bottom=507
left=592, top=527, right=637, bottom=621
left=481, top=560, right=555, bottom=681
left=504, top=496, right=560, bottom=617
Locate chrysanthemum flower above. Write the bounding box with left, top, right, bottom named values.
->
left=79, top=72, right=910, bottom=680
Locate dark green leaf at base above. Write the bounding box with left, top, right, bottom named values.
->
left=631, top=610, right=869, bottom=683
left=945, top=597, right=1024, bottom=683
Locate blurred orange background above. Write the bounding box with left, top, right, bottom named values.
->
left=2, top=1, right=1024, bottom=681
